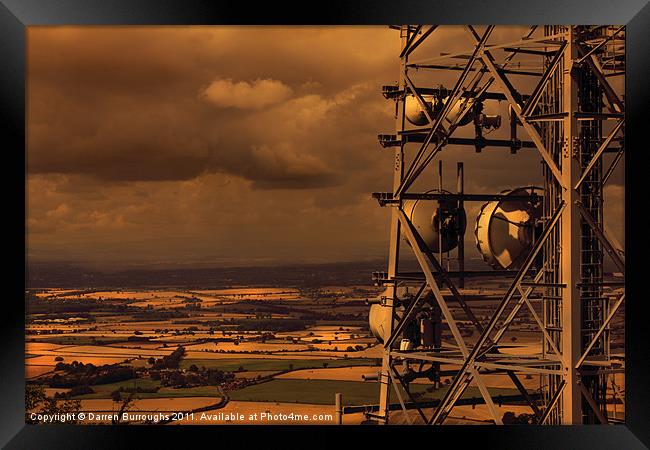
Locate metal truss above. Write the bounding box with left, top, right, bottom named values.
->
left=372, top=25, right=625, bottom=425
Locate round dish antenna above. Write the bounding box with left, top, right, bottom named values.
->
left=402, top=190, right=466, bottom=254
left=474, top=186, right=543, bottom=269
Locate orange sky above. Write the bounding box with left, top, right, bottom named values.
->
left=26, top=26, right=624, bottom=269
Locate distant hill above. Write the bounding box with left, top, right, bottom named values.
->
left=25, top=260, right=396, bottom=289
left=26, top=254, right=621, bottom=290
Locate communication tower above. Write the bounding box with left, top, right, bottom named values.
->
left=368, top=25, right=625, bottom=425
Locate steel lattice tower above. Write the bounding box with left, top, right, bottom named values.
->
left=369, top=25, right=625, bottom=425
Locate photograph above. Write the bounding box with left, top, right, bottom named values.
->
left=23, top=24, right=626, bottom=428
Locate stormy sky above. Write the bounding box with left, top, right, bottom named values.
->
left=26, top=26, right=625, bottom=269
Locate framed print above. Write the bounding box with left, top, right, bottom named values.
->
left=2, top=0, right=648, bottom=448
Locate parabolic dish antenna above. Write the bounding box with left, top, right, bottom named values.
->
left=402, top=189, right=466, bottom=254
left=474, top=186, right=543, bottom=270
left=404, top=94, right=475, bottom=128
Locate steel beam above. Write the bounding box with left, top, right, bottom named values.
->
left=407, top=31, right=563, bottom=67
left=416, top=238, right=484, bottom=334
left=373, top=191, right=538, bottom=204
left=376, top=25, right=409, bottom=424
left=560, top=28, right=582, bottom=424
left=391, top=364, right=430, bottom=423
left=347, top=392, right=542, bottom=415
left=391, top=354, right=563, bottom=376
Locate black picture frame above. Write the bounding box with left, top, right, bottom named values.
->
left=2, top=1, right=648, bottom=448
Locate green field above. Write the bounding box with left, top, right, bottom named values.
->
left=179, top=357, right=379, bottom=372
left=228, top=379, right=520, bottom=406
left=72, top=378, right=221, bottom=399
left=154, top=386, right=221, bottom=398
left=72, top=378, right=159, bottom=399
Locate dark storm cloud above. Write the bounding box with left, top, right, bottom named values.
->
left=28, top=27, right=397, bottom=188
left=26, top=26, right=624, bottom=267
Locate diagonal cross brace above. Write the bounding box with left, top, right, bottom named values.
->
left=507, top=371, right=542, bottom=419
left=403, top=71, right=437, bottom=124
left=395, top=26, right=494, bottom=197
left=384, top=282, right=427, bottom=349
left=491, top=269, right=545, bottom=345
left=575, top=293, right=625, bottom=369
left=522, top=41, right=568, bottom=117
left=428, top=200, right=566, bottom=425
left=387, top=366, right=414, bottom=424
left=397, top=208, right=502, bottom=425
left=517, top=284, right=562, bottom=357
left=398, top=25, right=534, bottom=200
left=433, top=372, right=474, bottom=424
left=389, top=363, right=430, bottom=424
left=603, top=146, right=624, bottom=186
left=576, top=201, right=625, bottom=274
left=410, top=230, right=485, bottom=334
left=429, top=255, right=485, bottom=335
left=579, top=44, right=624, bottom=114
left=401, top=25, right=438, bottom=58
left=575, top=119, right=625, bottom=190
left=539, top=380, right=566, bottom=424
left=399, top=26, right=422, bottom=59
left=479, top=49, right=564, bottom=187
left=401, top=66, right=499, bottom=196
left=579, top=381, right=609, bottom=424
left=576, top=26, right=624, bottom=65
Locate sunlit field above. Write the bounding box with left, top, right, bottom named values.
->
left=26, top=279, right=624, bottom=425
